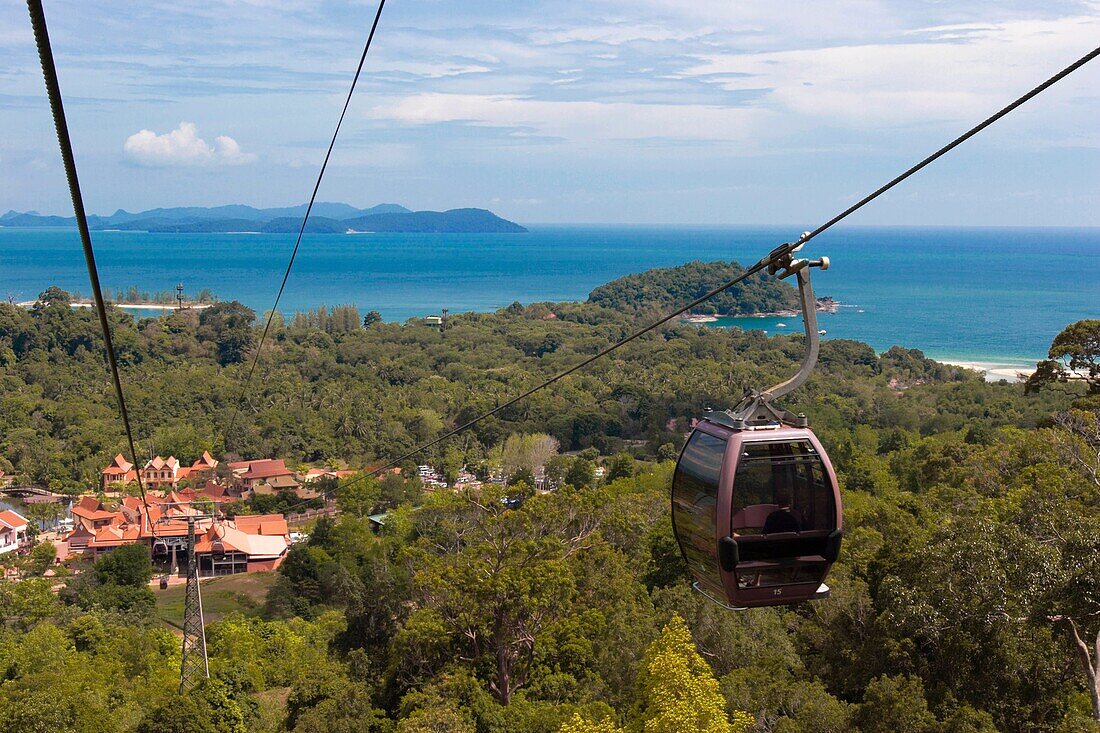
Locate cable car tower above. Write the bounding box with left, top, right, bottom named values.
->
left=178, top=514, right=209, bottom=693
left=156, top=507, right=220, bottom=694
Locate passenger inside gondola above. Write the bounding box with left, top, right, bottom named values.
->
left=762, top=492, right=801, bottom=533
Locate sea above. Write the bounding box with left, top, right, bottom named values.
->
left=1, top=225, right=1097, bottom=369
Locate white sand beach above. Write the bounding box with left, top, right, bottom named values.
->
left=939, top=360, right=1036, bottom=383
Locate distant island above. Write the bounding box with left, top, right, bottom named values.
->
left=0, top=202, right=527, bottom=234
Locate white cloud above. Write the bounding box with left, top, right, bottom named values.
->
left=366, top=93, right=772, bottom=144
left=123, top=122, right=256, bottom=167
left=681, top=14, right=1100, bottom=128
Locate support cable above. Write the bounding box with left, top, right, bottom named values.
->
left=27, top=0, right=156, bottom=534
left=279, top=41, right=1100, bottom=516
left=224, top=0, right=387, bottom=444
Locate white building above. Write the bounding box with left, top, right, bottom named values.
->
left=0, top=509, right=30, bottom=555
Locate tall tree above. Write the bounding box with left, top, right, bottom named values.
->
left=1026, top=320, right=1100, bottom=402
left=632, top=615, right=751, bottom=733
left=198, top=301, right=256, bottom=366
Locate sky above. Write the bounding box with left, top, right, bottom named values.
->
left=1, top=1, right=1098, bottom=225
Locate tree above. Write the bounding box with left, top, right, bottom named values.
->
left=632, top=615, right=751, bottom=733
left=1026, top=320, right=1100, bottom=400
left=544, top=455, right=572, bottom=488
left=27, top=542, right=57, bottom=575
left=336, top=474, right=381, bottom=517
left=404, top=489, right=586, bottom=705
left=559, top=714, right=625, bottom=733
left=94, top=542, right=153, bottom=587
left=363, top=311, right=382, bottom=328
left=565, top=458, right=596, bottom=490
left=508, top=467, right=536, bottom=487
left=501, top=433, right=560, bottom=478
left=852, top=675, right=938, bottom=733
left=604, top=453, right=634, bottom=483
left=198, top=301, right=256, bottom=365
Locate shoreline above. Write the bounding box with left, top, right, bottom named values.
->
left=937, top=359, right=1036, bottom=383
left=16, top=300, right=212, bottom=311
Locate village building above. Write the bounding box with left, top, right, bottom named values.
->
left=253, top=474, right=301, bottom=494
left=0, top=509, right=30, bottom=555
left=189, top=451, right=219, bottom=477
left=101, top=451, right=220, bottom=492
left=141, top=456, right=183, bottom=490
left=300, top=468, right=363, bottom=483
left=101, top=454, right=137, bottom=490
left=230, top=458, right=295, bottom=490
left=65, top=494, right=291, bottom=574
left=194, top=514, right=291, bottom=574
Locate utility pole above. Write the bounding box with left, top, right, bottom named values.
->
left=176, top=282, right=184, bottom=311
left=178, top=514, right=209, bottom=693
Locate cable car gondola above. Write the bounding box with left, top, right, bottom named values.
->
left=672, top=246, right=842, bottom=609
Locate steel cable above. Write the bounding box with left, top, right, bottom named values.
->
left=27, top=0, right=158, bottom=536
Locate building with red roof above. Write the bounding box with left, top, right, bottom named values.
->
left=101, top=454, right=137, bottom=490
left=101, top=451, right=221, bottom=492
left=190, top=451, right=219, bottom=474
left=194, top=514, right=291, bottom=574
left=142, top=456, right=185, bottom=490
left=0, top=509, right=30, bottom=555
left=232, top=459, right=295, bottom=490
left=65, top=493, right=291, bottom=572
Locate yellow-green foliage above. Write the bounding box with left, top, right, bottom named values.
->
left=559, top=713, right=626, bottom=733
left=633, top=615, right=753, bottom=733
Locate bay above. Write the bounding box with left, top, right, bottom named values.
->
left=1, top=224, right=1097, bottom=365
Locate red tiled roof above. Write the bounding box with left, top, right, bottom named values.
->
left=198, top=483, right=227, bottom=500
left=102, top=453, right=134, bottom=475
left=144, top=456, right=180, bottom=472
left=77, top=496, right=101, bottom=512
left=233, top=514, right=289, bottom=536
left=240, top=459, right=291, bottom=480
left=72, top=496, right=116, bottom=521
left=191, top=451, right=218, bottom=470
left=0, top=510, right=28, bottom=530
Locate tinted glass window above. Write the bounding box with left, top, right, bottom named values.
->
left=672, top=431, right=727, bottom=594
left=731, top=441, right=835, bottom=535
left=737, top=563, right=824, bottom=588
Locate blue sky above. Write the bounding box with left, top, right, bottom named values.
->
left=1, top=1, right=1098, bottom=225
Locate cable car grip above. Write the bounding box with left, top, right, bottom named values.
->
left=711, top=243, right=829, bottom=430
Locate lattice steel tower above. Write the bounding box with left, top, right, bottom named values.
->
left=179, top=515, right=209, bottom=693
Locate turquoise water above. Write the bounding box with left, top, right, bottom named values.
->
left=1, top=225, right=1097, bottom=363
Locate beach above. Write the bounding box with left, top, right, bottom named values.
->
left=938, top=360, right=1036, bottom=383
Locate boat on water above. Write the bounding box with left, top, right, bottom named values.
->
left=776, top=322, right=787, bottom=328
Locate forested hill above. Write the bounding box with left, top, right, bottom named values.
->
left=587, top=260, right=801, bottom=316
left=0, top=204, right=527, bottom=234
